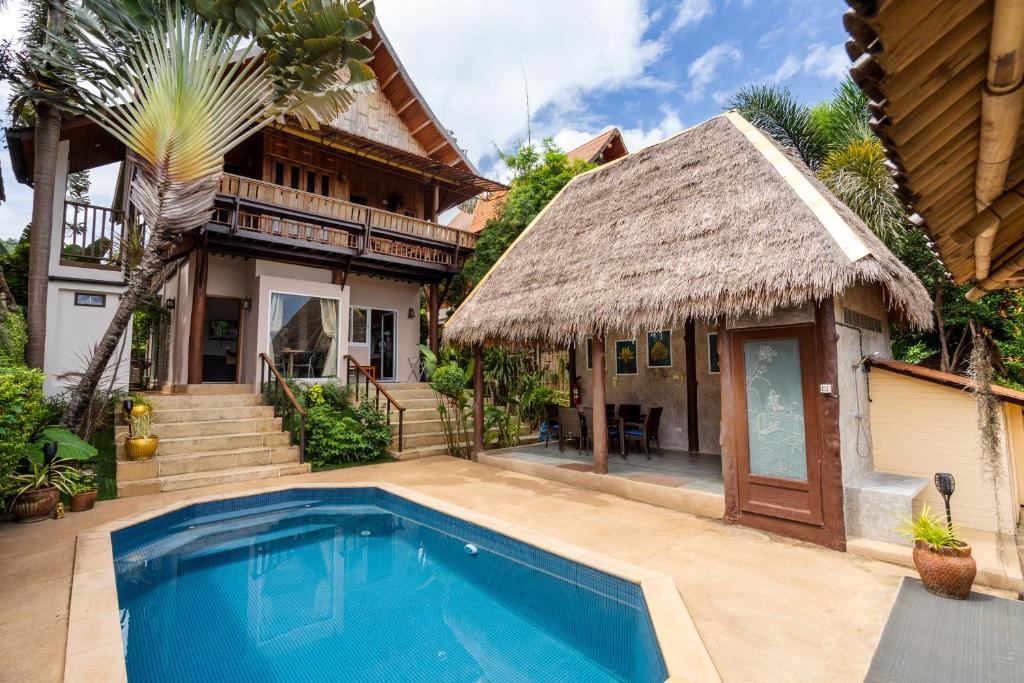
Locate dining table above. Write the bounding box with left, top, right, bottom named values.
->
left=280, top=348, right=304, bottom=376
left=580, top=406, right=645, bottom=457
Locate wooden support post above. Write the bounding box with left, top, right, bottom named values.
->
left=567, top=341, right=577, bottom=393
left=187, top=246, right=209, bottom=385
left=428, top=283, right=440, bottom=355
left=431, top=183, right=440, bottom=223
left=591, top=334, right=608, bottom=474
left=473, top=343, right=485, bottom=461
left=685, top=318, right=699, bottom=452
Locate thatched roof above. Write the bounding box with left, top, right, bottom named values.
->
left=444, top=113, right=933, bottom=347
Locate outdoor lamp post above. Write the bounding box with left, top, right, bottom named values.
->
left=934, top=472, right=956, bottom=528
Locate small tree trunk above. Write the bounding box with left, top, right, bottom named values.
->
left=26, top=103, right=62, bottom=369
left=61, top=231, right=172, bottom=433
left=934, top=286, right=951, bottom=373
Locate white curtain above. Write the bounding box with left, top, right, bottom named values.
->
left=320, top=298, right=338, bottom=377
left=268, top=294, right=284, bottom=362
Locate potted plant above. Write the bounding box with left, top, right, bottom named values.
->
left=897, top=505, right=976, bottom=599
left=125, top=413, right=159, bottom=460
left=123, top=395, right=153, bottom=420
left=66, top=470, right=99, bottom=512
left=7, top=457, right=76, bottom=523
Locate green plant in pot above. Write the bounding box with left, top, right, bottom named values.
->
left=6, top=428, right=99, bottom=522
left=125, top=413, right=159, bottom=460
left=897, top=505, right=976, bottom=599
left=66, top=469, right=99, bottom=512
left=123, top=394, right=153, bottom=420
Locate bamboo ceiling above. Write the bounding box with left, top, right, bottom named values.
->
left=845, top=0, right=1024, bottom=297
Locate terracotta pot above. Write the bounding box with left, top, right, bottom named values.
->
left=124, top=404, right=152, bottom=420
left=912, top=540, right=977, bottom=600
left=69, top=490, right=98, bottom=512
left=11, top=487, right=60, bottom=523
left=125, top=436, right=159, bottom=460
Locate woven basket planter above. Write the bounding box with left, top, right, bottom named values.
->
left=912, top=540, right=976, bottom=600
left=11, top=487, right=60, bottom=523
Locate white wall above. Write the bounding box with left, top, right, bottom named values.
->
left=346, top=275, right=421, bottom=382
left=43, top=281, right=131, bottom=396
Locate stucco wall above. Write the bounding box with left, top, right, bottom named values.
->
left=43, top=280, right=131, bottom=397
left=869, top=368, right=1020, bottom=535
left=346, top=275, right=421, bottom=382
left=575, top=321, right=722, bottom=454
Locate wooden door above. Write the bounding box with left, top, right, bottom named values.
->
left=732, top=325, right=824, bottom=525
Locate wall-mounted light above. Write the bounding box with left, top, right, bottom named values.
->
left=165, top=298, right=175, bottom=311
left=408, top=308, right=415, bottom=319
left=242, top=298, right=252, bottom=311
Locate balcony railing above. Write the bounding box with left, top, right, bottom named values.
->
left=60, top=201, right=148, bottom=272
left=218, top=174, right=477, bottom=250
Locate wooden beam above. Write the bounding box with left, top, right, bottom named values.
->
left=426, top=140, right=449, bottom=157
left=431, top=183, right=440, bottom=223
left=567, top=342, right=577, bottom=394
left=186, top=245, right=209, bottom=384
left=591, top=334, right=608, bottom=474
left=410, top=119, right=432, bottom=136
left=952, top=183, right=1024, bottom=243
left=717, top=320, right=740, bottom=523
left=379, top=70, right=401, bottom=90
left=395, top=98, right=417, bottom=116
left=473, top=343, right=485, bottom=460
left=428, top=283, right=439, bottom=355
left=685, top=319, right=699, bottom=452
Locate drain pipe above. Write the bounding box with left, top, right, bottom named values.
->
left=974, top=0, right=1024, bottom=281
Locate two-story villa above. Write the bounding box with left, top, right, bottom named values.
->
left=7, top=18, right=502, bottom=397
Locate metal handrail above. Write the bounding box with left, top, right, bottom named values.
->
left=344, top=354, right=405, bottom=452
left=259, top=353, right=306, bottom=463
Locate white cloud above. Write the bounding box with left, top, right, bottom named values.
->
left=375, top=0, right=664, bottom=171
left=550, top=108, right=685, bottom=157
left=802, top=42, right=850, bottom=81
left=669, top=0, right=715, bottom=33
left=686, top=43, right=742, bottom=101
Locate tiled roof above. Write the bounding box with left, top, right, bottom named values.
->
left=867, top=357, right=1024, bottom=407
left=468, top=190, right=508, bottom=233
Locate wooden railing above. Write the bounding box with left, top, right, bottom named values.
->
left=344, top=354, right=405, bottom=452
left=259, top=353, right=306, bottom=463
left=218, top=173, right=478, bottom=250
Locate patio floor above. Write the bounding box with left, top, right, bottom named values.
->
left=0, top=456, right=1014, bottom=682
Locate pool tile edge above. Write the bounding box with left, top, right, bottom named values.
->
left=67, top=481, right=721, bottom=683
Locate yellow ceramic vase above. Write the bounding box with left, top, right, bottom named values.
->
left=126, top=404, right=152, bottom=420
left=125, top=436, right=159, bottom=460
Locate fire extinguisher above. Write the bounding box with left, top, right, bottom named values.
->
left=571, top=383, right=582, bottom=406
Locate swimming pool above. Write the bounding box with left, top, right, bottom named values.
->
left=112, top=487, right=669, bottom=682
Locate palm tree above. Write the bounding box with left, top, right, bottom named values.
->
left=23, top=0, right=377, bottom=432
left=728, top=80, right=907, bottom=247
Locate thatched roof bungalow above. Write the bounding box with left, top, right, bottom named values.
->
left=445, top=113, right=931, bottom=347
left=448, top=112, right=934, bottom=551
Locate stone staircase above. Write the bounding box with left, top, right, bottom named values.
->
left=115, top=384, right=310, bottom=497
left=376, top=382, right=535, bottom=460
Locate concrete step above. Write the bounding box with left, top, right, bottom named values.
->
left=391, top=407, right=438, bottom=423
left=116, top=417, right=283, bottom=440
left=394, top=443, right=452, bottom=460
left=149, top=405, right=276, bottom=424
left=398, top=419, right=449, bottom=435
left=143, top=393, right=263, bottom=411
left=167, top=384, right=257, bottom=395
left=381, top=389, right=435, bottom=400
left=117, top=445, right=302, bottom=482
left=117, top=462, right=311, bottom=497
left=116, top=431, right=292, bottom=458
left=394, top=430, right=451, bottom=449
left=383, top=382, right=431, bottom=390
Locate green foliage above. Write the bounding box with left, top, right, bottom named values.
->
left=417, top=343, right=437, bottom=380
left=26, top=426, right=98, bottom=464
left=447, top=139, right=595, bottom=309
left=304, top=400, right=391, bottom=469
left=0, top=367, right=45, bottom=494
left=0, top=308, right=27, bottom=366
left=0, top=227, right=29, bottom=307
left=131, top=296, right=171, bottom=356
left=431, top=363, right=468, bottom=400
left=7, top=457, right=80, bottom=502
left=319, top=381, right=352, bottom=413
left=430, top=362, right=472, bottom=458
left=483, top=404, right=518, bottom=448
left=127, top=413, right=153, bottom=439
left=896, top=505, right=963, bottom=549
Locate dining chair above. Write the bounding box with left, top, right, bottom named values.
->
left=622, top=407, right=663, bottom=459
left=583, top=407, right=621, bottom=456
left=556, top=407, right=586, bottom=455
left=618, top=403, right=642, bottom=420
left=291, top=351, right=315, bottom=378
left=543, top=404, right=561, bottom=448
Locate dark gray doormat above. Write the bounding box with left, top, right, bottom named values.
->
left=865, top=577, right=1024, bottom=682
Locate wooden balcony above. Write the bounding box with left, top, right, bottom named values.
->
left=213, top=174, right=477, bottom=262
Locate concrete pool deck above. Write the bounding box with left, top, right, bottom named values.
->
left=0, top=456, right=1013, bottom=682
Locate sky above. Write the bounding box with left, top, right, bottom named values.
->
left=0, top=0, right=852, bottom=240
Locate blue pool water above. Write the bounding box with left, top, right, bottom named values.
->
left=112, top=488, right=667, bottom=682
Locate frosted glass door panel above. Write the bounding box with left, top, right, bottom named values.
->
left=743, top=339, right=807, bottom=481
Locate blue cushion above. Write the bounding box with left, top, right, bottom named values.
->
left=624, top=428, right=643, bottom=437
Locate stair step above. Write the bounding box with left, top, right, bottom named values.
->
left=394, top=443, right=452, bottom=460
left=143, top=393, right=264, bottom=410
left=395, top=431, right=450, bottom=449
left=116, top=431, right=292, bottom=458
left=117, top=463, right=311, bottom=497
left=156, top=447, right=276, bottom=476
left=148, top=405, right=276, bottom=424
left=168, top=384, right=257, bottom=395
left=116, top=417, right=283, bottom=440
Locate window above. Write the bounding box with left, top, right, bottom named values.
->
left=274, top=161, right=285, bottom=186
left=289, top=166, right=300, bottom=190
left=708, top=333, right=720, bottom=374
left=268, top=292, right=340, bottom=378
left=349, top=307, right=368, bottom=344
left=74, top=292, right=106, bottom=307
left=320, top=174, right=330, bottom=197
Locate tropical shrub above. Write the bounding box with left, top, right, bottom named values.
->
left=430, top=363, right=472, bottom=459
left=0, top=367, right=45, bottom=493
left=897, top=505, right=963, bottom=549
left=0, top=309, right=27, bottom=366
left=304, top=400, right=391, bottom=469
